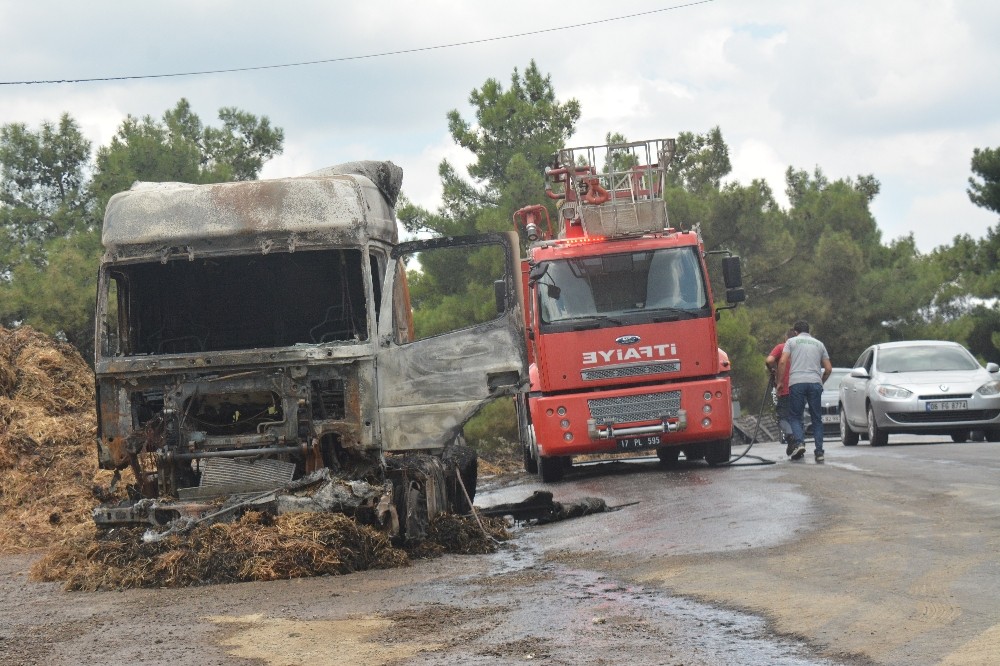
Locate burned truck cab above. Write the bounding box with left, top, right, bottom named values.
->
left=94, top=161, right=526, bottom=506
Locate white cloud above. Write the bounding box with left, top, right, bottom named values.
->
left=1, top=0, right=997, bottom=252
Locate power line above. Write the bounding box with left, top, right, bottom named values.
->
left=1, top=1, right=715, bottom=86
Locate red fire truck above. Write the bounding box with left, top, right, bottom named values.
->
left=512, top=138, right=745, bottom=481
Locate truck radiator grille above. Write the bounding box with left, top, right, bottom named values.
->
left=178, top=457, right=296, bottom=500
left=588, top=390, right=682, bottom=424
left=582, top=361, right=680, bottom=381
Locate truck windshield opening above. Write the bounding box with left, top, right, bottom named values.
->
left=538, top=246, right=708, bottom=329
left=101, top=249, right=369, bottom=356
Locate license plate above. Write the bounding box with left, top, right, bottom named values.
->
left=616, top=435, right=661, bottom=451
left=926, top=400, right=967, bottom=412
left=821, top=414, right=839, bottom=423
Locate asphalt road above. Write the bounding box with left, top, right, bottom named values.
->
left=478, top=433, right=1000, bottom=664
left=2, top=433, right=997, bottom=665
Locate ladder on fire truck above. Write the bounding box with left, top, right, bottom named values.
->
left=552, top=138, right=676, bottom=237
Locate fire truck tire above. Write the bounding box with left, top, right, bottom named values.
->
left=705, top=439, right=732, bottom=466
left=538, top=455, right=565, bottom=482
left=683, top=446, right=705, bottom=461
left=656, top=446, right=680, bottom=466
left=523, top=443, right=538, bottom=474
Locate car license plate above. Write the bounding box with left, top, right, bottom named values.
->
left=616, top=435, right=661, bottom=451
left=926, top=400, right=967, bottom=412
left=821, top=414, right=839, bottom=423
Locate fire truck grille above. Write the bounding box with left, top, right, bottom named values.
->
left=588, top=391, right=682, bottom=424
left=581, top=361, right=680, bottom=381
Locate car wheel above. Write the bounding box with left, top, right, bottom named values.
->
left=840, top=406, right=859, bottom=446
left=538, top=454, right=565, bottom=482
left=950, top=431, right=970, bottom=443
left=705, top=439, right=732, bottom=466
left=867, top=405, right=888, bottom=447
left=656, top=446, right=680, bottom=466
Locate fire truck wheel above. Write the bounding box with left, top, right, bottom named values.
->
left=705, top=439, right=732, bottom=466
left=683, top=446, right=705, bottom=461
left=523, top=443, right=538, bottom=474
left=656, top=446, right=680, bottom=466
left=538, top=455, right=565, bottom=482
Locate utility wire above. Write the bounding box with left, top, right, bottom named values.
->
left=1, top=1, right=715, bottom=86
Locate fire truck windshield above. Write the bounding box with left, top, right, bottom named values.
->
left=538, top=246, right=708, bottom=328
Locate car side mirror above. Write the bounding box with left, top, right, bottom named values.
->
left=850, top=367, right=870, bottom=379
left=986, top=362, right=999, bottom=373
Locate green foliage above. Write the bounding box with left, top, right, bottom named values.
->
left=667, top=126, right=732, bottom=192
left=0, top=114, right=95, bottom=274
left=91, top=98, right=284, bottom=211
left=447, top=60, right=580, bottom=188
left=463, top=398, right=519, bottom=451
left=0, top=100, right=284, bottom=360
left=2, top=230, right=102, bottom=360
left=968, top=146, right=1000, bottom=214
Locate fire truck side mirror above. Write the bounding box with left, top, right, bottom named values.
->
left=494, top=279, right=507, bottom=315
left=726, top=287, right=746, bottom=304
left=721, top=256, right=742, bottom=289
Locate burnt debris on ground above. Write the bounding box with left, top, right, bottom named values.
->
left=3, top=326, right=609, bottom=591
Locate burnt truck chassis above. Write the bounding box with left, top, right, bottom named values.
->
left=93, top=359, right=479, bottom=541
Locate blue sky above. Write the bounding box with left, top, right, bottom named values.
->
left=1, top=0, right=997, bottom=253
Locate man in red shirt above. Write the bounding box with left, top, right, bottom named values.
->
left=766, top=328, right=797, bottom=457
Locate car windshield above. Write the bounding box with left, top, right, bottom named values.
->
left=876, top=345, right=979, bottom=373
left=823, top=369, right=850, bottom=390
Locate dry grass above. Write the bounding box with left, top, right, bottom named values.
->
left=0, top=326, right=119, bottom=553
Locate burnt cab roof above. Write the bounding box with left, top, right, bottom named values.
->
left=101, top=160, right=403, bottom=260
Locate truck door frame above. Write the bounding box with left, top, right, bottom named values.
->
left=375, top=231, right=527, bottom=452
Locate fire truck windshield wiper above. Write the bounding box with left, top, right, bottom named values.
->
left=560, top=314, right=624, bottom=327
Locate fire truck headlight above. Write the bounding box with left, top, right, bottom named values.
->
left=701, top=418, right=711, bottom=428
left=563, top=432, right=574, bottom=441
left=557, top=406, right=567, bottom=416
left=703, top=405, right=712, bottom=414
left=703, top=391, right=712, bottom=400
left=560, top=419, right=570, bottom=429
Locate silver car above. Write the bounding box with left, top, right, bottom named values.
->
left=804, top=368, right=852, bottom=438
left=839, top=340, right=1000, bottom=446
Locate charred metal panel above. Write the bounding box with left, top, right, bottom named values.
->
left=376, top=232, right=528, bottom=452
left=102, top=163, right=400, bottom=261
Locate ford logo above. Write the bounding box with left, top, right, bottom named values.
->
left=939, top=384, right=950, bottom=392
left=615, top=335, right=641, bottom=345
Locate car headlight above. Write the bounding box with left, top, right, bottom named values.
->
left=875, top=384, right=912, bottom=399
left=977, top=380, right=1000, bottom=396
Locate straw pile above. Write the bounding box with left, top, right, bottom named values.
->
left=0, top=326, right=116, bottom=553
left=31, top=511, right=510, bottom=591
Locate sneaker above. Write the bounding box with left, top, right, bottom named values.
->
left=791, top=444, right=806, bottom=460
left=785, top=437, right=795, bottom=457
left=814, top=451, right=825, bottom=463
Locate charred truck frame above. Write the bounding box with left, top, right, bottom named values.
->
left=93, top=161, right=527, bottom=537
